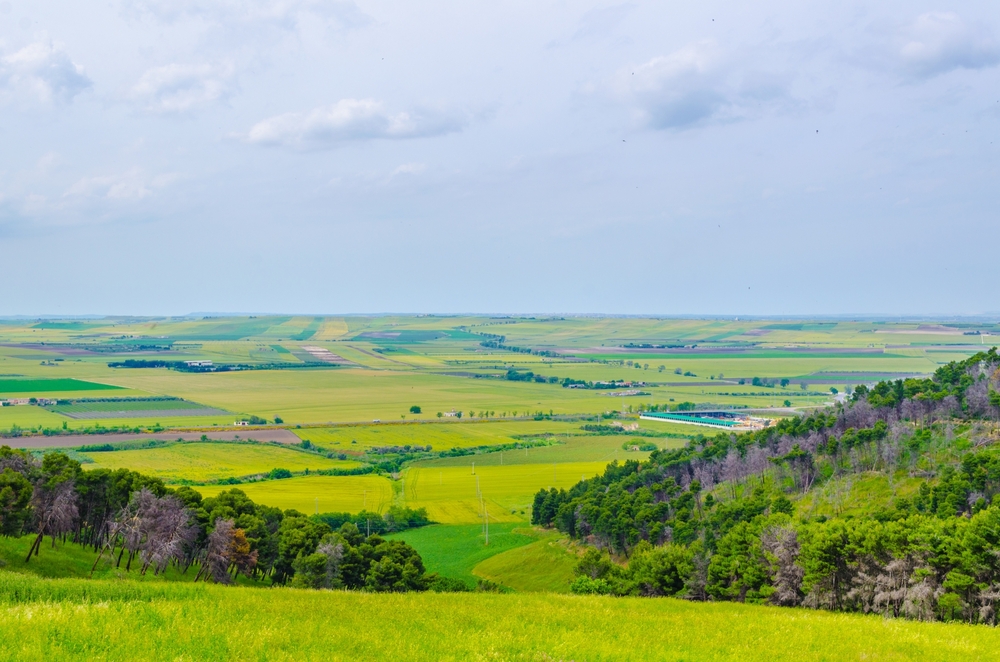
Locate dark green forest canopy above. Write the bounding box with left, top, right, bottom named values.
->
left=532, top=349, right=1000, bottom=624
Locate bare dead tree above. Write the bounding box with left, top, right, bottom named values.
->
left=761, top=524, right=803, bottom=606
left=195, top=518, right=258, bottom=584
left=315, top=539, right=345, bottom=589
left=25, top=480, right=78, bottom=562
left=138, top=493, right=198, bottom=576
left=720, top=449, right=743, bottom=500
left=197, top=518, right=236, bottom=584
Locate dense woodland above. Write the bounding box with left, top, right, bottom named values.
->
left=534, top=349, right=1000, bottom=624
left=0, top=447, right=444, bottom=592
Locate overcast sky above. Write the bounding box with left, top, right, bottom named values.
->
left=0, top=1, right=997, bottom=317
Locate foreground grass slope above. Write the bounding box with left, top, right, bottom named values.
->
left=2, top=571, right=998, bottom=661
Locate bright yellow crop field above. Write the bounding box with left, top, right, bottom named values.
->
left=194, top=474, right=393, bottom=514
left=402, top=461, right=611, bottom=523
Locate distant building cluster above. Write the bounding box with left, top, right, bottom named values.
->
left=0, top=398, right=57, bottom=406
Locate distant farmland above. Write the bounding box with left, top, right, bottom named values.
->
left=45, top=397, right=228, bottom=419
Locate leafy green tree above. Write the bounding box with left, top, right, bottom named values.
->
left=0, top=467, right=32, bottom=536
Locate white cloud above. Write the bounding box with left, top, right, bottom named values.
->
left=64, top=169, right=178, bottom=201
left=131, top=62, right=236, bottom=113
left=244, top=99, right=465, bottom=149
left=0, top=40, right=91, bottom=105
left=391, top=163, right=426, bottom=176
left=615, top=41, right=790, bottom=130
left=123, top=0, right=371, bottom=31
left=897, top=12, right=1000, bottom=79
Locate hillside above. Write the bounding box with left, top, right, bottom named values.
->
left=3, top=570, right=999, bottom=661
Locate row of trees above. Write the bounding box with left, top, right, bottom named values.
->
left=0, top=447, right=435, bottom=591
left=533, top=349, right=1000, bottom=623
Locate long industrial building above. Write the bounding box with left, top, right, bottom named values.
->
left=639, top=410, right=773, bottom=431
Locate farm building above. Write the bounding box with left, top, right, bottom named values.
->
left=640, top=410, right=773, bottom=431
left=185, top=360, right=213, bottom=367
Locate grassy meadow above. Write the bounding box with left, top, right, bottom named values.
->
left=3, top=571, right=1000, bottom=661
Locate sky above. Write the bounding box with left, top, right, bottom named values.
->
left=0, top=1, right=998, bottom=317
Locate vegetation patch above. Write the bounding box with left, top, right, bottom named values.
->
left=0, top=379, right=122, bottom=394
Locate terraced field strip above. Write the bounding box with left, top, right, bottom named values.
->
left=194, top=474, right=394, bottom=514
left=300, top=346, right=353, bottom=365
left=47, top=399, right=229, bottom=419
left=403, top=461, right=611, bottom=524
left=82, top=442, right=361, bottom=483
left=0, top=379, right=123, bottom=394
left=294, top=420, right=586, bottom=452
left=7, top=429, right=303, bottom=449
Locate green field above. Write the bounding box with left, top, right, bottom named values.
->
left=0, top=378, right=123, bottom=394
left=82, top=442, right=361, bottom=483
left=47, top=398, right=228, bottom=419
left=473, top=537, right=579, bottom=593
left=3, top=571, right=1000, bottom=661
left=194, top=474, right=394, bottom=514
left=386, top=523, right=538, bottom=586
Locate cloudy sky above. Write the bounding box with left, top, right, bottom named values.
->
left=1, top=1, right=997, bottom=316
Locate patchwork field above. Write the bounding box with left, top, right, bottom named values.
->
left=82, top=442, right=361, bottom=483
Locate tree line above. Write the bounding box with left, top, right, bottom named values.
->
left=0, top=448, right=452, bottom=592
left=532, top=348, right=1000, bottom=624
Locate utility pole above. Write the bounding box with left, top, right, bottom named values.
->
left=472, top=461, right=475, bottom=475
left=485, top=507, right=489, bottom=545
